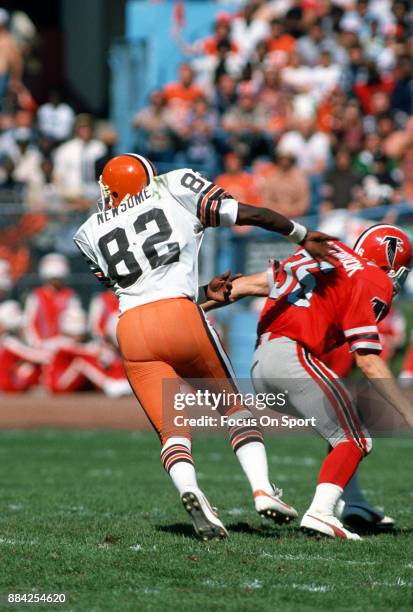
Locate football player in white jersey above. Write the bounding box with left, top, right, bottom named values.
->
left=74, top=153, right=335, bottom=540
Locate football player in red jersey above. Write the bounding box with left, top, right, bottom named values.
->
left=321, top=305, right=406, bottom=533
left=223, top=224, right=412, bottom=539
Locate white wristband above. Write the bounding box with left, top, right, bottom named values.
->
left=287, top=221, right=307, bottom=244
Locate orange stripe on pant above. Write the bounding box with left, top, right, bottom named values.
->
left=116, top=297, right=241, bottom=444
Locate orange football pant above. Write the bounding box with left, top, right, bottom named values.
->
left=117, top=297, right=242, bottom=444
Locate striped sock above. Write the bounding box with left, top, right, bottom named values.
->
left=228, top=410, right=273, bottom=495
left=161, top=437, right=198, bottom=495
left=228, top=409, right=264, bottom=453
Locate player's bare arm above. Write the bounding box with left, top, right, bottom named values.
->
left=229, top=271, right=270, bottom=300
left=236, top=203, right=337, bottom=263
left=354, top=350, right=413, bottom=429
left=201, top=271, right=270, bottom=312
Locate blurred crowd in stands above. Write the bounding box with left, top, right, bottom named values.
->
left=1, top=1, right=413, bottom=393
left=135, top=0, right=413, bottom=222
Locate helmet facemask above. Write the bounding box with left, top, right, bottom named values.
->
left=98, top=176, right=113, bottom=212
left=388, top=266, right=410, bottom=295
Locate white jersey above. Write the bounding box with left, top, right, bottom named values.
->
left=73, top=168, right=238, bottom=313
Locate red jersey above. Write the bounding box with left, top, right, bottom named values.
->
left=88, top=291, right=119, bottom=339
left=257, top=241, right=394, bottom=357
left=24, top=286, right=80, bottom=345
left=0, top=336, right=47, bottom=392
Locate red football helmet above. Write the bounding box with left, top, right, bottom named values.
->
left=98, top=154, right=157, bottom=209
left=353, top=223, right=412, bottom=294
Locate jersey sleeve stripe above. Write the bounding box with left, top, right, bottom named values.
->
left=349, top=340, right=382, bottom=352
left=345, top=332, right=380, bottom=342
left=201, top=185, right=221, bottom=226
left=344, top=326, right=378, bottom=337
left=206, top=188, right=225, bottom=227
left=197, top=181, right=215, bottom=224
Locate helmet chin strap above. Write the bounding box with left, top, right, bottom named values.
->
left=388, top=266, right=410, bottom=295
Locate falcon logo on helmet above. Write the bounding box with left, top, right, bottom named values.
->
left=98, top=154, right=157, bottom=211
left=380, top=235, right=404, bottom=269
left=353, top=223, right=412, bottom=294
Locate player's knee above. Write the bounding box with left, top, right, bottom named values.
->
left=349, top=436, right=372, bottom=457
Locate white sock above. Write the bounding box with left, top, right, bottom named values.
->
left=308, top=483, right=343, bottom=516
left=235, top=442, right=273, bottom=495
left=161, top=437, right=199, bottom=495
left=169, top=462, right=199, bottom=495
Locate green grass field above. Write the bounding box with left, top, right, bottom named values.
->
left=0, top=430, right=412, bottom=612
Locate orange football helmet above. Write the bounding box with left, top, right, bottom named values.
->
left=98, top=154, right=157, bottom=209
left=353, top=223, right=412, bottom=294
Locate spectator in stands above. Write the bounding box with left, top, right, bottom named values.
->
left=94, top=127, right=118, bottom=179
left=133, top=91, right=179, bottom=162
left=194, top=38, right=244, bottom=91
left=43, top=307, right=130, bottom=397
left=281, top=51, right=313, bottom=96
left=215, top=151, right=259, bottom=205
left=353, top=131, right=381, bottom=176
left=0, top=300, right=46, bottom=393
left=297, top=19, right=346, bottom=67
left=360, top=151, right=402, bottom=206
left=343, top=43, right=365, bottom=94
left=0, top=108, right=35, bottom=162
left=37, top=90, right=75, bottom=144
left=339, top=0, right=371, bottom=39
left=11, top=127, right=43, bottom=191
left=0, top=9, right=22, bottom=107
left=179, top=96, right=219, bottom=176
left=231, top=1, right=270, bottom=60
left=313, top=51, right=342, bottom=102
left=0, top=259, right=12, bottom=301
left=26, top=157, right=62, bottom=212
left=24, top=253, right=81, bottom=348
left=212, top=73, right=238, bottom=116
left=322, top=147, right=362, bottom=210
left=178, top=11, right=238, bottom=57
left=258, top=147, right=310, bottom=217
left=266, top=18, right=296, bottom=66
left=222, top=88, right=270, bottom=163
left=353, top=60, right=394, bottom=114
left=391, top=55, right=413, bottom=118
left=163, top=63, right=204, bottom=109
left=284, top=0, right=305, bottom=39
left=0, top=155, right=22, bottom=196
left=53, top=114, right=106, bottom=205
left=332, top=100, right=364, bottom=154
left=278, top=116, right=330, bottom=175
left=88, top=290, right=119, bottom=341
left=278, top=116, right=330, bottom=209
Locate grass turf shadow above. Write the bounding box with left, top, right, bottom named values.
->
left=156, top=521, right=298, bottom=539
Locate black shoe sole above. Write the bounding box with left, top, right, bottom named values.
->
left=181, top=491, right=227, bottom=541
left=300, top=526, right=330, bottom=539
left=258, top=508, right=296, bottom=525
